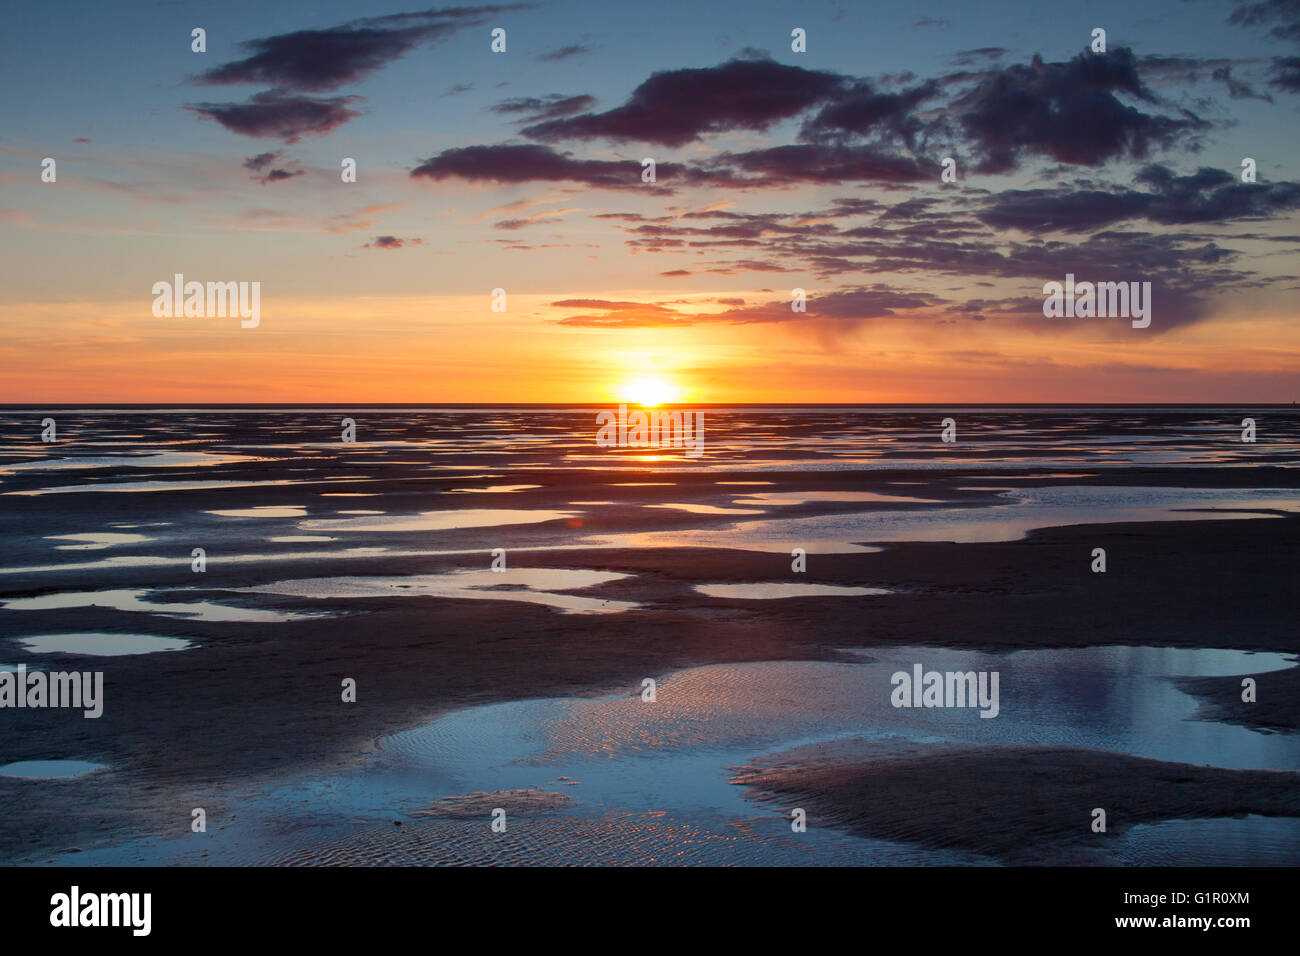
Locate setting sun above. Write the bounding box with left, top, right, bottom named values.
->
left=619, top=376, right=683, bottom=407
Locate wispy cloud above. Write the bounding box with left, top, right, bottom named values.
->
left=187, top=90, right=362, bottom=143
left=193, top=6, right=531, bottom=92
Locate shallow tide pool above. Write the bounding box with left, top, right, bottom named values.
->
left=49, top=644, right=1298, bottom=866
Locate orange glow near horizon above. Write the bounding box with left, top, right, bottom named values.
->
left=618, top=375, right=684, bottom=407
left=0, top=295, right=1297, bottom=403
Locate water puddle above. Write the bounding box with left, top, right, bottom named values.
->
left=10, top=479, right=304, bottom=496
left=207, top=506, right=308, bottom=518
left=694, top=582, right=891, bottom=599
left=60, top=645, right=1297, bottom=866
left=0, top=761, right=106, bottom=779
left=300, top=509, right=578, bottom=533
left=46, top=533, right=149, bottom=551
left=1, top=589, right=326, bottom=623
left=648, top=503, right=764, bottom=515
left=0, top=451, right=254, bottom=473
left=733, top=491, right=942, bottom=505
left=240, top=569, right=637, bottom=615
left=447, top=485, right=543, bottom=494
left=18, top=633, right=194, bottom=656
left=584, top=486, right=1300, bottom=552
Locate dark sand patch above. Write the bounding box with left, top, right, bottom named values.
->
left=1179, top=665, right=1300, bottom=733
left=731, top=740, right=1300, bottom=864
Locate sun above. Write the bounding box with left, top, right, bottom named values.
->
left=619, top=375, right=682, bottom=407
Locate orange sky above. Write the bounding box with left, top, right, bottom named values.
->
left=2, top=294, right=1296, bottom=403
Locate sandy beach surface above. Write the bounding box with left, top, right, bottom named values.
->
left=732, top=741, right=1300, bottom=864
left=0, top=407, right=1296, bottom=865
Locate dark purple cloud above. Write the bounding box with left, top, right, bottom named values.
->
left=538, top=44, right=590, bottom=62
left=1270, top=56, right=1300, bottom=91
left=721, top=287, right=942, bottom=324
left=978, top=166, right=1300, bottom=232
left=195, top=6, right=528, bottom=92
left=951, top=48, right=1008, bottom=67
left=943, top=296, right=1043, bottom=322
left=1211, top=65, right=1273, bottom=100
left=410, top=143, right=757, bottom=190
left=798, top=79, right=939, bottom=146
left=187, top=90, right=361, bottom=142
left=492, top=94, right=597, bottom=122
left=711, top=144, right=938, bottom=184
left=947, top=48, right=1209, bottom=172
left=411, top=144, right=644, bottom=188
left=1229, top=1, right=1300, bottom=44
left=1134, top=163, right=1300, bottom=220
left=521, top=58, right=849, bottom=146
left=365, top=235, right=422, bottom=249
left=457, top=49, right=1230, bottom=191
left=241, top=150, right=304, bottom=183
left=588, top=174, right=1278, bottom=333
left=978, top=189, right=1150, bottom=233
left=494, top=216, right=565, bottom=230
left=1135, top=53, right=1237, bottom=89
left=398, top=43, right=1292, bottom=339
left=413, top=140, right=934, bottom=190
left=242, top=152, right=279, bottom=170
left=550, top=287, right=943, bottom=329
left=818, top=230, right=1242, bottom=331
left=413, top=45, right=1271, bottom=195
left=607, top=187, right=1257, bottom=331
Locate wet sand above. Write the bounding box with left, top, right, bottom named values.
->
left=1, top=408, right=1296, bottom=863
left=2, top=512, right=1296, bottom=863
left=732, top=740, right=1300, bottom=864
left=1180, top=666, right=1300, bottom=733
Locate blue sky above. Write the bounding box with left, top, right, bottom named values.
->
left=1, top=0, right=1297, bottom=401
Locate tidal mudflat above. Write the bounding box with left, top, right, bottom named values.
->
left=0, top=407, right=1296, bottom=865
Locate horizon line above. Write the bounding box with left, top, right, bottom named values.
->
left=3, top=402, right=1297, bottom=410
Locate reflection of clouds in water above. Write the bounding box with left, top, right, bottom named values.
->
left=393, top=647, right=1298, bottom=773
left=31, top=647, right=1300, bottom=865
left=290, top=647, right=1298, bottom=865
